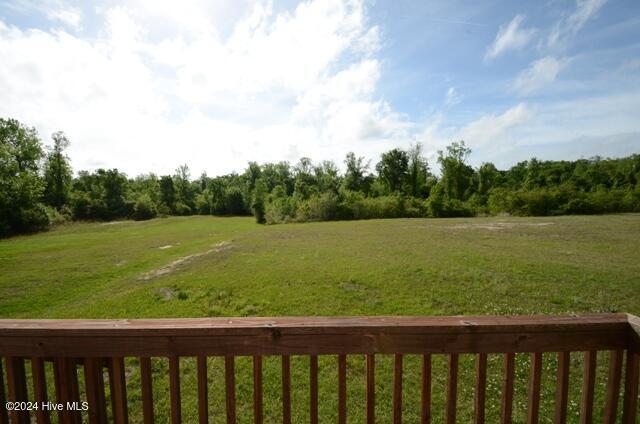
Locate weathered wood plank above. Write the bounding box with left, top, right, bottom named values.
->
left=554, top=352, right=570, bottom=424
left=366, top=354, right=375, bottom=424
left=139, top=357, right=154, bottom=424
left=282, top=355, right=291, bottom=424
left=475, top=353, right=487, bottom=424
left=0, top=358, right=8, bottom=424
left=31, top=357, right=51, bottom=424
left=527, top=352, right=542, bottom=424
left=393, top=354, right=403, bottom=424
left=225, top=356, right=236, bottom=424
left=446, top=353, right=458, bottom=424
left=622, top=350, right=639, bottom=424
left=169, top=356, right=181, bottom=424
left=5, top=357, right=29, bottom=424
left=253, top=356, right=262, bottom=424
left=310, top=355, right=318, bottom=424
left=580, top=351, right=597, bottom=424
left=421, top=353, right=432, bottom=424
left=603, top=350, right=623, bottom=424
left=338, top=354, right=347, bottom=424
left=84, top=358, right=107, bottom=424
left=0, top=315, right=630, bottom=357
left=110, top=357, right=129, bottom=424
left=501, top=353, right=515, bottom=424
left=197, top=356, right=207, bottom=424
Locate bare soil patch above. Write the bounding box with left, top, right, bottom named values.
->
left=140, top=241, right=232, bottom=281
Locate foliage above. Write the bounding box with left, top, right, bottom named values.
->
left=2, top=116, right=640, bottom=236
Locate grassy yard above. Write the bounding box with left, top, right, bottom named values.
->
left=1, top=214, right=639, bottom=422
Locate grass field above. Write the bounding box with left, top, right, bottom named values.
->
left=1, top=214, right=639, bottom=422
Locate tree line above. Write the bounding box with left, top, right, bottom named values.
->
left=2, top=117, right=640, bottom=237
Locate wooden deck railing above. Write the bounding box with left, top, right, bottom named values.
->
left=0, top=313, right=638, bottom=423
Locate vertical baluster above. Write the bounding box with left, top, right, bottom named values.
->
left=475, top=353, right=487, bottom=424
left=527, top=353, right=543, bottom=424
left=197, top=356, right=208, bottom=424
left=139, top=357, right=154, bottom=424
left=225, top=356, right=236, bottom=424
left=31, top=357, right=51, bottom=424
left=110, top=357, right=129, bottom=424
left=282, top=355, right=291, bottom=424
left=338, top=354, right=347, bottom=424
left=622, top=350, right=639, bottom=424
left=253, top=356, right=263, bottom=424
left=501, top=353, right=515, bottom=424
left=603, top=350, right=623, bottom=424
left=446, top=353, right=458, bottom=424
left=84, top=358, right=107, bottom=424
left=366, top=354, right=375, bottom=424
left=0, top=358, right=8, bottom=424
left=580, top=351, right=597, bottom=424
left=393, top=354, right=403, bottom=424
left=310, top=355, right=318, bottom=424
left=6, top=357, right=29, bottom=424
left=169, top=357, right=181, bottom=424
left=421, top=354, right=431, bottom=424
left=53, top=358, right=81, bottom=424
left=554, top=352, right=570, bottom=424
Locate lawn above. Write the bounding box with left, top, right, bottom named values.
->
left=1, top=214, right=639, bottom=422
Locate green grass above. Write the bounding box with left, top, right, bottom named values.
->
left=1, top=214, right=639, bottom=423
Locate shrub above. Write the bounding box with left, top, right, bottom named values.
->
left=133, top=195, right=158, bottom=220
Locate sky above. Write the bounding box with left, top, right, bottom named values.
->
left=0, top=0, right=639, bottom=177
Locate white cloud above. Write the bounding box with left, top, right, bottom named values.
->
left=512, top=56, right=568, bottom=95
left=547, top=0, right=607, bottom=49
left=485, top=14, right=536, bottom=61
left=459, top=103, right=533, bottom=146
left=445, top=87, right=462, bottom=107
left=0, top=0, right=414, bottom=176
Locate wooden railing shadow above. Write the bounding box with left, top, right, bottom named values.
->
left=1, top=314, right=639, bottom=423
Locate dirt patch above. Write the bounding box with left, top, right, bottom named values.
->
left=448, top=222, right=554, bottom=231
left=100, top=221, right=133, bottom=226
left=140, top=241, right=233, bottom=281
left=158, top=245, right=174, bottom=250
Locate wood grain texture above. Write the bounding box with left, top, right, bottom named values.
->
left=310, top=355, right=318, bottom=424
left=5, top=357, right=29, bottom=424
left=366, top=354, right=375, bottom=424
left=197, top=356, right=208, bottom=424
left=527, top=353, right=543, bottom=424
left=393, top=354, right=403, bottom=424
left=31, top=357, right=50, bottom=424
left=110, top=357, right=129, bottom=424
left=253, top=356, right=262, bottom=424
left=603, top=350, right=623, bottom=424
left=580, top=351, right=597, bottom=424
left=446, top=353, right=458, bottom=424
left=84, top=358, right=107, bottom=424
left=554, top=352, right=570, bottom=424
left=622, top=350, right=638, bottom=424
left=140, top=357, right=154, bottom=424
left=501, top=353, right=515, bottom=424
left=282, top=355, right=291, bottom=424
left=475, top=353, right=487, bottom=424
left=0, top=314, right=630, bottom=357
left=0, top=358, right=8, bottom=424
left=338, top=354, right=347, bottom=424
left=421, top=354, right=432, bottom=424
left=225, top=356, right=236, bottom=424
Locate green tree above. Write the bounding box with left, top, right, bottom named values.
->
left=407, top=143, right=429, bottom=197
left=437, top=141, right=473, bottom=200
left=342, top=152, right=369, bottom=192
left=252, top=178, right=267, bottom=224
left=43, top=131, right=73, bottom=209
left=376, top=148, right=409, bottom=194
left=0, top=118, right=49, bottom=236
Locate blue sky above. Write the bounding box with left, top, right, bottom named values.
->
left=0, top=0, right=639, bottom=176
